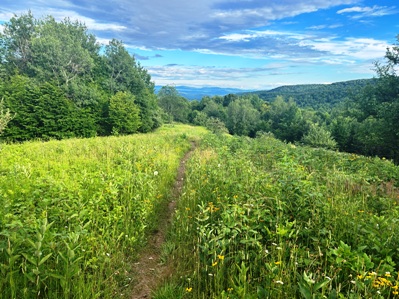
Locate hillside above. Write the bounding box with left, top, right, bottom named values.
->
left=243, top=78, right=377, bottom=109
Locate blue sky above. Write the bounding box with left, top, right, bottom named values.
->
left=0, top=0, right=398, bottom=90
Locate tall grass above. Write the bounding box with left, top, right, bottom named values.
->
left=0, top=124, right=207, bottom=299
left=161, top=133, right=399, bottom=298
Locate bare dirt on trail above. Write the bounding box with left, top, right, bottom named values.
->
left=130, top=142, right=196, bottom=299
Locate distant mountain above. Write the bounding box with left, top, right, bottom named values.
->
left=155, top=86, right=254, bottom=100
left=242, top=79, right=377, bottom=109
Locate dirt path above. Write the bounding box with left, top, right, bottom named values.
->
left=130, top=142, right=196, bottom=299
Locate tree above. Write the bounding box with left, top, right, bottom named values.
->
left=1, top=75, right=97, bottom=141
left=30, top=16, right=97, bottom=87
left=1, top=11, right=35, bottom=75
left=108, top=91, right=141, bottom=135
left=226, top=98, right=260, bottom=136
left=264, top=96, right=307, bottom=142
left=301, top=123, right=337, bottom=150
left=352, top=34, right=399, bottom=161
left=0, top=99, right=14, bottom=135
left=157, top=85, right=190, bottom=123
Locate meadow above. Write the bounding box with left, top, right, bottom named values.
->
left=158, top=133, right=399, bottom=299
left=2, top=125, right=399, bottom=299
left=0, top=124, right=206, bottom=298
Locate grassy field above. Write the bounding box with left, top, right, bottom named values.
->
left=2, top=125, right=399, bottom=298
left=0, top=124, right=207, bottom=299
left=158, top=133, right=399, bottom=299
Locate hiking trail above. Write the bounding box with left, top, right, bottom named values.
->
left=130, top=142, right=196, bottom=299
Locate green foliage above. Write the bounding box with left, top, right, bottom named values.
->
left=0, top=124, right=207, bottom=298
left=301, top=123, right=337, bottom=150
left=108, top=91, right=141, bottom=135
left=157, top=85, right=190, bottom=123
left=226, top=98, right=260, bottom=136
left=263, top=96, right=307, bottom=142
left=246, top=79, right=376, bottom=110
left=0, top=98, right=14, bottom=135
left=0, top=12, right=160, bottom=141
left=205, top=117, right=229, bottom=135
left=160, top=132, right=399, bottom=298
left=1, top=75, right=97, bottom=140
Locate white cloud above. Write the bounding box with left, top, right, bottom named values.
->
left=300, top=37, right=389, bottom=60
left=337, top=5, right=398, bottom=18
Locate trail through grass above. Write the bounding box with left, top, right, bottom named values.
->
left=0, top=124, right=207, bottom=299
left=130, top=140, right=197, bottom=298
left=157, top=133, right=399, bottom=299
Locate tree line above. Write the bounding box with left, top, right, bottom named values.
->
left=158, top=34, right=399, bottom=163
left=1, top=12, right=398, bottom=163
left=0, top=12, right=162, bottom=141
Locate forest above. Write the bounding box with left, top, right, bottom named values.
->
left=0, top=12, right=162, bottom=141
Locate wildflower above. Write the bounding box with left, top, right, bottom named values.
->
left=393, top=285, right=399, bottom=290
left=227, top=288, right=233, bottom=292
left=153, top=171, right=158, bottom=176
left=357, top=274, right=363, bottom=279
left=350, top=280, right=356, bottom=284
left=212, top=261, right=218, bottom=266
left=218, top=255, right=225, bottom=260
left=275, top=261, right=281, bottom=265
left=186, top=287, right=192, bottom=292
left=385, top=272, right=392, bottom=277
left=393, top=291, right=399, bottom=295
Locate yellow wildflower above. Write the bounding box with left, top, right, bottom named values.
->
left=212, top=261, right=218, bottom=266
left=186, top=287, right=192, bottom=292
left=218, top=255, right=225, bottom=260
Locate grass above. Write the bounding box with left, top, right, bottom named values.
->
left=2, top=124, right=399, bottom=298
left=159, top=133, right=399, bottom=299
left=0, top=124, right=207, bottom=299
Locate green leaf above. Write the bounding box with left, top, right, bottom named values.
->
left=314, top=279, right=330, bottom=291
left=39, top=253, right=52, bottom=266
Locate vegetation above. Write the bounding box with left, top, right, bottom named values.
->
left=158, top=133, right=399, bottom=299
left=0, top=12, right=161, bottom=141
left=0, top=98, right=14, bottom=135
left=0, top=124, right=207, bottom=298
left=243, top=79, right=376, bottom=110
left=1, top=9, right=399, bottom=299
left=156, top=35, right=399, bottom=163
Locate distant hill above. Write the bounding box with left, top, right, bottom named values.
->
left=242, top=79, right=377, bottom=109
left=155, top=86, right=254, bottom=100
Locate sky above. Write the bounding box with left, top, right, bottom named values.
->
left=0, top=0, right=398, bottom=90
